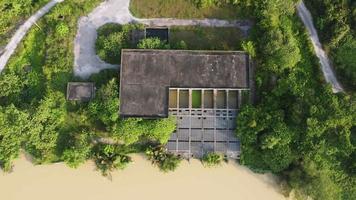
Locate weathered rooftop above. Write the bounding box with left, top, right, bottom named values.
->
left=119, top=49, right=250, bottom=118
left=67, top=82, right=95, bottom=101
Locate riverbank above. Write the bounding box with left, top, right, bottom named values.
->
left=0, top=154, right=286, bottom=200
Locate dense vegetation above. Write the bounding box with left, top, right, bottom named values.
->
left=0, top=0, right=176, bottom=175
left=234, top=0, right=355, bottom=199
left=95, top=23, right=144, bottom=64
left=0, top=0, right=355, bottom=199
left=305, top=0, right=356, bottom=90
left=0, top=0, right=50, bottom=47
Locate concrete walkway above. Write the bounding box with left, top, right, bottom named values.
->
left=297, top=1, right=344, bottom=93
left=0, top=0, right=64, bottom=73
left=74, top=0, right=251, bottom=78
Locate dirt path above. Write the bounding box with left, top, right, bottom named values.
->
left=74, top=0, right=251, bottom=78
left=0, top=154, right=286, bottom=200
left=0, top=0, right=64, bottom=73
left=297, top=1, right=344, bottom=93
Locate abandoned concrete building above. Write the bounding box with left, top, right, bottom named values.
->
left=119, top=49, right=252, bottom=158
left=67, top=82, right=95, bottom=102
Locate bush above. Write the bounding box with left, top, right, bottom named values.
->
left=92, top=144, right=132, bottom=176
left=145, top=146, right=181, bottom=172
left=0, top=105, right=29, bottom=171
left=55, top=22, right=69, bottom=37
left=61, top=130, right=92, bottom=168
left=201, top=152, right=223, bottom=167
left=88, top=78, right=119, bottom=127
left=95, top=23, right=143, bottom=64
left=137, top=37, right=170, bottom=49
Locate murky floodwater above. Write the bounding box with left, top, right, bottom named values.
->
left=0, top=154, right=286, bottom=200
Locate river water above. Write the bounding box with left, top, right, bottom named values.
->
left=0, top=154, right=286, bottom=200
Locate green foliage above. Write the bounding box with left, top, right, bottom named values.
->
left=88, top=78, right=119, bottom=127
left=0, top=0, right=106, bottom=172
left=333, top=36, right=356, bottom=89
left=61, top=130, right=92, bottom=168
left=235, top=0, right=356, bottom=199
left=55, top=22, right=69, bottom=37
left=96, top=23, right=143, bottom=64
left=201, top=152, right=223, bottom=167
left=242, top=40, right=256, bottom=57
left=112, top=118, right=145, bottom=145
left=0, top=0, right=50, bottom=46
left=112, top=117, right=176, bottom=145
left=192, top=0, right=216, bottom=8
left=305, top=0, right=352, bottom=48
left=170, top=26, right=243, bottom=50
left=137, top=37, right=170, bottom=49
left=25, top=92, right=67, bottom=163
left=305, top=0, right=356, bottom=90
left=145, top=146, right=181, bottom=172
left=92, top=144, right=132, bottom=176
left=143, top=117, right=177, bottom=144
left=0, top=105, right=29, bottom=171
left=0, top=73, right=24, bottom=100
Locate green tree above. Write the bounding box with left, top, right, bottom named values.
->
left=25, top=92, right=66, bottom=163
left=144, top=117, right=176, bottom=144
left=0, top=105, right=29, bottom=171
left=61, top=130, right=92, bottom=168
left=88, top=78, right=119, bottom=127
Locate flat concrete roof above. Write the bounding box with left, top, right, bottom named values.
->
left=119, top=49, right=250, bottom=118
left=67, top=82, right=95, bottom=101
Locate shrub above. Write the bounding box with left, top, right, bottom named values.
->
left=145, top=146, right=181, bottom=172
left=92, top=144, right=132, bottom=176
left=61, top=130, right=92, bottom=168
left=137, top=37, right=170, bottom=49
left=55, top=22, right=69, bottom=37
left=95, top=23, right=143, bottom=64
left=201, top=152, right=223, bottom=167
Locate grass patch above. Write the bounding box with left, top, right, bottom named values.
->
left=129, top=0, right=242, bottom=20
left=0, top=0, right=50, bottom=47
left=192, top=90, right=201, bottom=108
left=170, top=26, right=243, bottom=50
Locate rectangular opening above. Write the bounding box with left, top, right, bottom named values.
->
left=191, top=90, right=202, bottom=108
left=179, top=90, right=189, bottom=108
left=216, top=90, right=226, bottom=108
left=169, top=89, right=177, bottom=108
left=228, top=90, right=238, bottom=109
left=203, top=90, right=213, bottom=108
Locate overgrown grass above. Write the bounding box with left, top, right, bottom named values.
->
left=191, top=90, right=201, bottom=108
left=0, top=0, right=50, bottom=47
left=129, top=0, right=244, bottom=20
left=170, top=26, right=243, bottom=50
